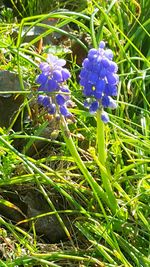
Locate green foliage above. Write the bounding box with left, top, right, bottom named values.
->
left=0, top=0, right=150, bottom=266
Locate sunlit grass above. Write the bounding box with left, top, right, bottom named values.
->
left=0, top=0, right=150, bottom=266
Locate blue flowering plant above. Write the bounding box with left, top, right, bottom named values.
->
left=79, top=41, right=119, bottom=123
left=36, top=54, right=72, bottom=119
left=79, top=41, right=119, bottom=213
left=36, top=43, right=119, bottom=215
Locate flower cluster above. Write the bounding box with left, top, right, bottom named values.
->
left=79, top=41, right=119, bottom=123
left=36, top=54, right=72, bottom=118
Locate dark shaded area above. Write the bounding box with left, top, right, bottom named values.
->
left=0, top=185, right=72, bottom=243
left=0, top=71, right=25, bottom=129
left=1, top=0, right=29, bottom=18
left=1, top=0, right=87, bottom=18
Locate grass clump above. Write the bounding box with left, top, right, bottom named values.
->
left=0, top=0, right=150, bottom=266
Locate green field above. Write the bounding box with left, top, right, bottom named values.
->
left=0, top=1, right=150, bottom=266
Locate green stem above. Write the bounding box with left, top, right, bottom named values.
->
left=61, top=117, right=110, bottom=217
left=97, top=109, right=106, bottom=165
left=96, top=109, right=118, bottom=214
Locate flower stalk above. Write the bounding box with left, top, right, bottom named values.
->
left=97, top=108, right=106, bottom=165
left=96, top=109, right=118, bottom=214
left=61, top=116, right=110, bottom=215
left=35, top=46, right=119, bottom=214
left=79, top=40, right=119, bottom=214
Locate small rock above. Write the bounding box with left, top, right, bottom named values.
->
left=0, top=70, right=25, bottom=128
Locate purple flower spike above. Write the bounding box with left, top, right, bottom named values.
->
left=53, top=70, right=63, bottom=82
left=99, top=41, right=105, bottom=49
left=101, top=58, right=110, bottom=68
left=88, top=49, right=98, bottom=60
left=83, top=84, right=93, bottom=97
left=47, top=54, right=66, bottom=67
left=106, top=73, right=119, bottom=85
left=102, top=95, right=110, bottom=107
left=61, top=68, right=71, bottom=81
left=48, top=103, right=56, bottom=114
left=96, top=79, right=106, bottom=92
left=104, top=84, right=118, bottom=96
left=61, top=86, right=70, bottom=94
left=89, top=101, right=99, bottom=114
left=61, top=86, right=70, bottom=101
left=42, top=96, right=51, bottom=107
left=84, top=100, right=90, bottom=108
left=79, top=78, right=86, bottom=86
left=88, top=72, right=98, bottom=84
left=79, top=41, right=119, bottom=123
left=39, top=63, right=50, bottom=74
left=57, top=59, right=66, bottom=67
left=38, top=95, right=45, bottom=104
left=101, top=111, right=109, bottom=123
left=60, top=105, right=71, bottom=117
left=47, top=79, right=58, bottom=92
left=109, top=62, right=118, bottom=73
left=36, top=73, right=47, bottom=85
left=102, top=96, right=117, bottom=109
left=56, top=94, right=66, bottom=106
left=79, top=69, right=88, bottom=79
left=36, top=54, right=72, bottom=118
left=108, top=97, right=117, bottom=109
left=38, top=95, right=51, bottom=109
left=82, top=58, right=91, bottom=69
left=93, top=90, right=102, bottom=99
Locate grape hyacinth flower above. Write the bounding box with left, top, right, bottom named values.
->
left=79, top=41, right=119, bottom=123
left=36, top=54, right=72, bottom=118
